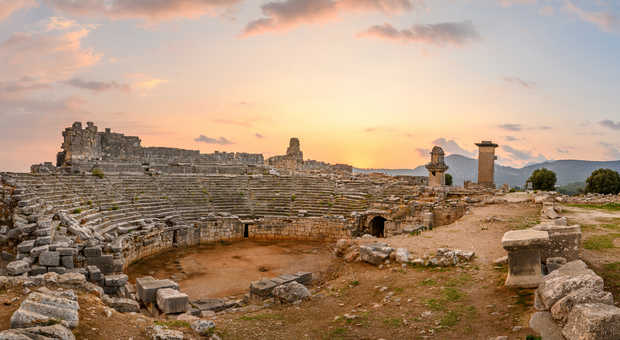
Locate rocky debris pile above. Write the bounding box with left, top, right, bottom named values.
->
left=249, top=272, right=312, bottom=302
left=424, top=248, right=475, bottom=267
left=530, top=260, right=619, bottom=340
left=191, top=298, right=241, bottom=315
left=135, top=276, right=191, bottom=316
left=273, top=281, right=310, bottom=304
left=0, top=288, right=80, bottom=340
left=334, top=239, right=360, bottom=262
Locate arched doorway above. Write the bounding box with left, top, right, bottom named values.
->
left=369, top=216, right=386, bottom=238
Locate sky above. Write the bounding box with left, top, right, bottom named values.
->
left=1, top=0, right=619, bottom=172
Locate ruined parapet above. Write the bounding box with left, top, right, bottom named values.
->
left=425, top=146, right=449, bottom=187
left=475, top=140, right=498, bottom=188
left=502, top=229, right=549, bottom=288
left=58, top=121, right=103, bottom=166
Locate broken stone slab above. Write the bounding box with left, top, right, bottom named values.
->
left=17, top=240, right=35, bottom=254
left=156, top=288, right=189, bottom=314
left=102, top=295, right=140, bottom=313
left=359, top=244, right=393, bottom=265
left=273, top=281, right=310, bottom=304
left=147, top=325, right=184, bottom=340
left=531, top=224, right=582, bottom=262
left=0, top=324, right=76, bottom=340
left=190, top=319, right=215, bottom=336
left=294, top=272, right=312, bottom=285
left=394, top=248, right=410, bottom=263
left=537, top=261, right=604, bottom=310
left=528, top=311, right=565, bottom=340
left=29, top=245, right=48, bottom=258
left=501, top=229, right=549, bottom=288
left=136, top=277, right=179, bottom=304
left=10, top=290, right=79, bottom=329
left=57, top=273, right=86, bottom=286
left=562, top=303, right=620, bottom=340
left=249, top=279, right=278, bottom=298
left=550, top=287, right=614, bottom=324
left=7, top=260, right=30, bottom=276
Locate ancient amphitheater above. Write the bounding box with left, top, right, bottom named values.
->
left=0, top=122, right=618, bottom=340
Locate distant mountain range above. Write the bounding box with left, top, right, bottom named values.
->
left=354, top=155, right=620, bottom=187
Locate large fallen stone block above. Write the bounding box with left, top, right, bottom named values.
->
left=273, top=281, right=310, bottom=304
left=0, top=324, right=76, bottom=340
left=551, top=287, right=614, bottom=323
left=501, top=229, right=549, bottom=288
left=104, top=274, right=128, bottom=287
left=562, top=303, right=620, bottom=340
left=192, top=298, right=240, bottom=313
left=10, top=290, right=79, bottom=329
left=156, top=288, right=189, bottom=314
left=359, top=243, right=393, bottom=265
left=537, top=261, right=604, bottom=310
left=136, top=277, right=179, bottom=304
left=7, top=260, right=30, bottom=276
left=528, top=311, right=564, bottom=340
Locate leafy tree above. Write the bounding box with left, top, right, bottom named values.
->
left=557, top=182, right=586, bottom=196
left=585, top=168, right=620, bottom=195
left=444, top=173, right=453, bottom=186
left=527, top=168, right=557, bottom=191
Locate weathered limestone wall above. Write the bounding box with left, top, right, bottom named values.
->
left=119, top=216, right=351, bottom=269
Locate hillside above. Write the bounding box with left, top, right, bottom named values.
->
left=354, top=155, right=620, bottom=187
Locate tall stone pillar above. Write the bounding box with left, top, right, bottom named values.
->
left=425, top=146, right=449, bottom=187
left=476, top=141, right=498, bottom=188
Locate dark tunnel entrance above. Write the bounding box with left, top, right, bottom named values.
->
left=369, top=216, right=386, bottom=238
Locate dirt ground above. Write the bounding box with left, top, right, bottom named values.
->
left=213, top=203, right=542, bottom=340
left=127, top=241, right=334, bottom=299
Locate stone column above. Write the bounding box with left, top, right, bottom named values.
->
left=501, top=230, right=549, bottom=288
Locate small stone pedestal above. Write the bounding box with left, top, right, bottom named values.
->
left=502, top=230, right=549, bottom=288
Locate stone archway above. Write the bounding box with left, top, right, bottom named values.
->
left=369, top=216, right=386, bottom=238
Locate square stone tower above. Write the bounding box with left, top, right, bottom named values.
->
left=476, top=141, right=498, bottom=187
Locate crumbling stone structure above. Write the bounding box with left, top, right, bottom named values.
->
left=50, top=122, right=265, bottom=175
left=268, top=138, right=303, bottom=170
left=425, top=146, right=449, bottom=187
left=476, top=140, right=498, bottom=188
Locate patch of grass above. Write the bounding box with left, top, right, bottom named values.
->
left=239, top=313, right=284, bottom=321
left=154, top=320, right=190, bottom=329
left=443, top=287, right=463, bottom=302
left=513, top=217, right=541, bottom=230
left=601, top=223, right=620, bottom=232
left=110, top=205, right=119, bottom=211
left=526, top=336, right=542, bottom=340
left=419, top=278, right=437, bottom=286
left=440, top=310, right=460, bottom=327
left=445, top=273, right=472, bottom=287
left=583, top=234, right=620, bottom=250
left=383, top=317, right=402, bottom=328
left=568, top=202, right=620, bottom=211
left=426, top=298, right=445, bottom=311
left=71, top=208, right=82, bottom=214
left=326, top=327, right=348, bottom=340
left=91, top=168, right=104, bottom=179
left=349, top=280, right=359, bottom=287
left=600, top=262, right=620, bottom=295
left=393, top=287, right=404, bottom=294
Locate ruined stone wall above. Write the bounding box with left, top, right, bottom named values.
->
left=432, top=201, right=467, bottom=226
left=54, top=122, right=264, bottom=171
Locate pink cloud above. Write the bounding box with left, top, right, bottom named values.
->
left=243, top=0, right=421, bottom=36
left=46, top=0, right=242, bottom=21
left=0, top=0, right=36, bottom=21
left=357, top=21, right=480, bottom=46
left=0, top=27, right=101, bottom=83
left=564, top=1, right=620, bottom=33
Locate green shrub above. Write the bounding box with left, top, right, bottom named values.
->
left=527, top=168, right=557, bottom=191
left=585, top=168, right=620, bottom=195
left=91, top=168, right=104, bottom=179
left=445, top=173, right=453, bottom=186
left=71, top=208, right=82, bottom=214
